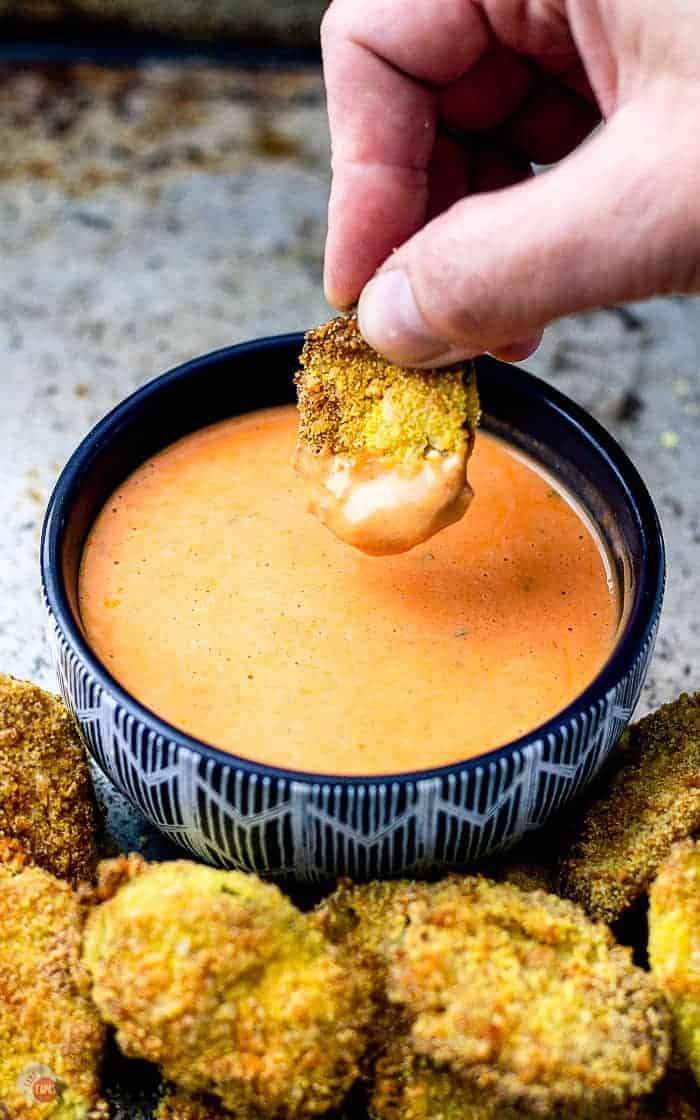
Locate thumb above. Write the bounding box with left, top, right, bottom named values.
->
left=357, top=102, right=700, bottom=367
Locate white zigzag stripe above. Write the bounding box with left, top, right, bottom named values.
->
left=46, top=606, right=659, bottom=880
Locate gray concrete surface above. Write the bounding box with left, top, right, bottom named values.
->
left=0, top=58, right=697, bottom=713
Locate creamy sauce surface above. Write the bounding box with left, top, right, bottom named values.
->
left=79, top=405, right=618, bottom=776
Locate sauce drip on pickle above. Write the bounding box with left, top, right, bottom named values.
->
left=293, top=443, right=473, bottom=557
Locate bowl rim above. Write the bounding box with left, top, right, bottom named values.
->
left=41, top=332, right=665, bottom=786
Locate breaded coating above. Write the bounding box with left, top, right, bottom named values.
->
left=294, top=315, right=481, bottom=554
left=387, top=877, right=670, bottom=1116
left=77, top=848, right=144, bottom=905
left=314, top=878, right=429, bottom=1061
left=318, top=876, right=670, bottom=1116
left=295, top=315, right=479, bottom=462
left=369, top=1041, right=699, bottom=1120
left=366, top=1039, right=645, bottom=1120
left=369, top=1034, right=507, bottom=1120
left=0, top=848, right=106, bottom=1118
left=649, top=840, right=700, bottom=1083
left=315, top=878, right=422, bottom=958
left=0, top=673, right=99, bottom=884
left=83, top=858, right=372, bottom=1118
left=555, top=692, right=700, bottom=924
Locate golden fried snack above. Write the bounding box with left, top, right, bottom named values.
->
left=555, top=692, right=700, bottom=923
left=315, top=877, right=421, bottom=958
left=369, top=1034, right=510, bottom=1120
left=294, top=314, right=480, bottom=555
left=318, top=876, right=670, bottom=1117
left=387, top=876, right=670, bottom=1117
left=0, top=673, right=99, bottom=884
left=83, top=857, right=371, bottom=1118
left=314, top=878, right=429, bottom=1062
left=649, top=840, right=700, bottom=1083
left=0, top=845, right=106, bottom=1119
left=369, top=1041, right=700, bottom=1120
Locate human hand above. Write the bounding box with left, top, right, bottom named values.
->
left=322, top=0, right=700, bottom=366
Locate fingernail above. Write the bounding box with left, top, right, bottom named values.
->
left=359, top=270, right=460, bottom=367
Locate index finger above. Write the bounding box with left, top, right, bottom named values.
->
left=322, top=0, right=492, bottom=308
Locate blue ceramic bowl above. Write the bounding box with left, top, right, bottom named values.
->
left=41, top=335, right=665, bottom=881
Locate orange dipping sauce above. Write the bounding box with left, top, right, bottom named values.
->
left=79, top=405, right=618, bottom=776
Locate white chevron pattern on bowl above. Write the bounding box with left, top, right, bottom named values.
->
left=47, top=609, right=659, bottom=881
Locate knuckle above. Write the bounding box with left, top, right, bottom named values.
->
left=482, top=0, right=567, bottom=53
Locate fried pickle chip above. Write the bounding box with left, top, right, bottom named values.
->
left=387, top=876, right=670, bottom=1116
left=649, top=840, right=700, bottom=1084
left=314, top=878, right=429, bottom=1062
left=315, top=878, right=421, bottom=959
left=368, top=1034, right=501, bottom=1120
left=555, top=692, right=700, bottom=923
left=317, top=876, right=670, bottom=1116
left=0, top=673, right=99, bottom=884
left=294, top=315, right=480, bottom=555
left=83, top=858, right=371, bottom=1118
left=0, top=849, right=106, bottom=1119
left=295, top=316, right=477, bottom=461
left=369, top=1040, right=698, bottom=1120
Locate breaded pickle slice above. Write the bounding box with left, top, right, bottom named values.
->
left=0, top=672, right=99, bottom=884
left=83, top=857, right=371, bottom=1118
left=296, top=314, right=478, bottom=461
left=649, top=840, right=700, bottom=1083
left=369, top=1040, right=698, bottom=1120
left=369, top=1034, right=506, bottom=1120
left=294, top=315, right=480, bottom=555
left=314, top=878, right=429, bottom=1060
left=555, top=692, right=700, bottom=923
left=318, top=876, right=670, bottom=1117
left=0, top=844, right=106, bottom=1119
left=315, top=878, right=423, bottom=957
left=387, top=877, right=670, bottom=1116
